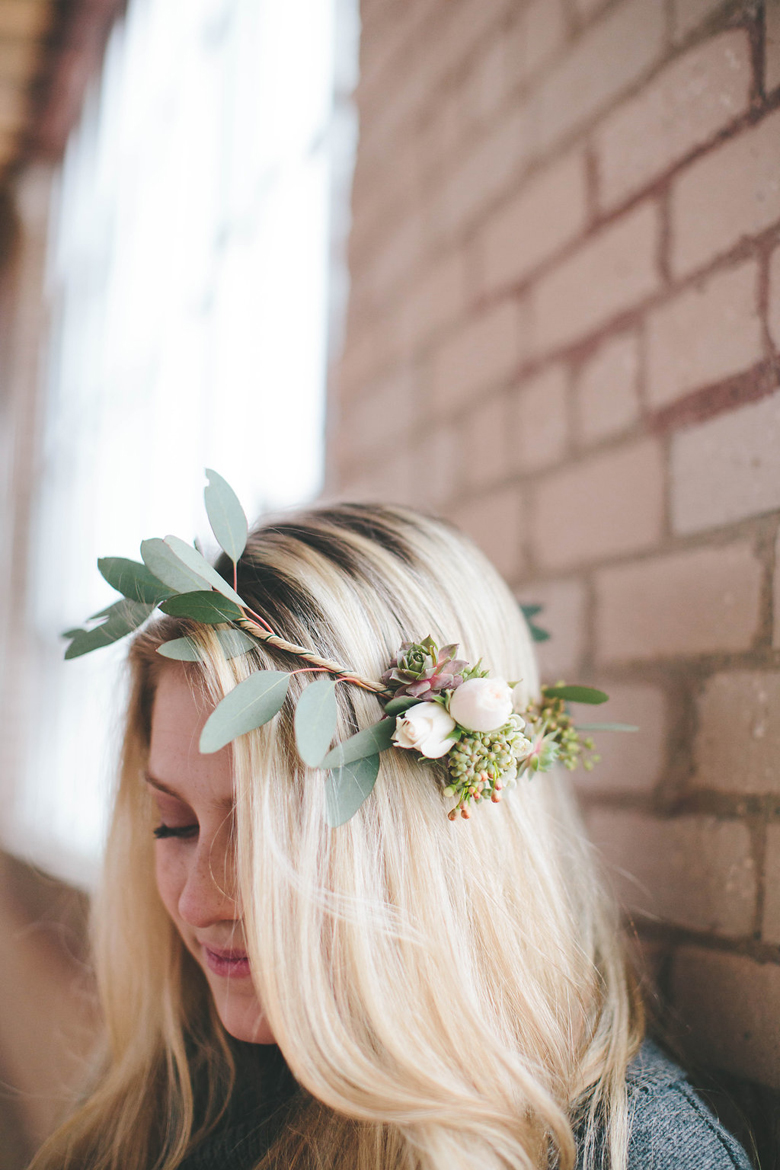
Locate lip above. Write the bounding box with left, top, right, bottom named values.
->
left=201, top=944, right=251, bottom=979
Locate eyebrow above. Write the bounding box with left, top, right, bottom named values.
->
left=144, top=773, right=234, bottom=809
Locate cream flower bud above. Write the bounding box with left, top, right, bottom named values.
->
left=392, top=702, right=457, bottom=759
left=448, top=677, right=513, bottom=733
left=511, top=680, right=529, bottom=719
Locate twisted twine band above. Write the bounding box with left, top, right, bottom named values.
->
left=236, top=615, right=391, bottom=696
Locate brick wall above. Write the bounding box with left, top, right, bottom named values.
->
left=328, top=0, right=780, bottom=1117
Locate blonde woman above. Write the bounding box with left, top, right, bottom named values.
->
left=32, top=502, right=752, bottom=1170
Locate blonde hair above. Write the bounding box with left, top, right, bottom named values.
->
left=31, top=503, right=643, bottom=1170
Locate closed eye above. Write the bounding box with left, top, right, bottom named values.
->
left=153, top=823, right=199, bottom=840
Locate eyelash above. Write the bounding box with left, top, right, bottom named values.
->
left=153, top=823, right=198, bottom=840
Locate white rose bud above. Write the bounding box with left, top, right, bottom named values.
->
left=511, top=680, right=529, bottom=719
left=392, top=702, right=457, bottom=759
left=448, top=677, right=514, bottom=733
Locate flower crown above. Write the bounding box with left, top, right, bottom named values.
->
left=63, top=471, right=636, bottom=826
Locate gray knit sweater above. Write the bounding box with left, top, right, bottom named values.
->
left=177, top=1040, right=753, bottom=1169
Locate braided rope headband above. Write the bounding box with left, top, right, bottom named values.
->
left=63, top=471, right=636, bottom=826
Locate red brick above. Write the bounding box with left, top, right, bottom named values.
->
left=431, top=299, right=523, bottom=414
left=415, top=88, right=463, bottom=186
left=479, top=150, right=588, bottom=294
left=694, top=670, right=780, bottom=795
left=763, top=824, right=780, bottom=944
left=438, top=0, right=506, bottom=81
left=671, top=948, right=780, bottom=1088
left=460, top=35, right=508, bottom=130
left=671, top=387, right=780, bottom=534
left=516, top=577, right=587, bottom=678
left=595, top=30, right=752, bottom=210
left=587, top=810, right=756, bottom=936
left=337, top=325, right=384, bottom=401
left=450, top=483, right=525, bottom=583
left=506, top=0, right=568, bottom=85
left=670, top=108, right=780, bottom=278
left=439, top=101, right=532, bottom=238
left=574, top=329, right=640, bottom=444
left=417, top=422, right=461, bottom=511
left=672, top=0, right=729, bottom=42
left=595, top=542, right=763, bottom=663
left=775, top=525, right=780, bottom=650
left=510, top=364, right=569, bottom=473
left=462, top=392, right=512, bottom=491
left=366, top=209, right=427, bottom=305
left=531, top=0, right=666, bottom=153
left=575, top=681, right=666, bottom=794
left=396, top=249, right=468, bottom=355
left=531, top=202, right=660, bottom=354
left=646, top=261, right=762, bottom=409
left=768, top=0, right=780, bottom=93
left=574, top=0, right=610, bottom=18
left=532, top=437, right=664, bottom=571
left=769, top=245, right=780, bottom=352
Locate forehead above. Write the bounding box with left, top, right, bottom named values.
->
left=148, top=664, right=234, bottom=804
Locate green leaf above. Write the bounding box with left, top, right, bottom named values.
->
left=205, top=468, right=248, bottom=564
left=321, top=718, right=396, bottom=769
left=64, top=599, right=155, bottom=659
left=294, top=679, right=338, bottom=767
left=383, top=694, right=419, bottom=716
left=325, top=754, right=380, bottom=827
left=141, top=538, right=210, bottom=594
left=520, top=603, right=543, bottom=619
left=160, top=591, right=244, bottom=624
left=543, top=685, right=609, bottom=705
left=529, top=623, right=550, bottom=643
left=574, top=722, right=639, bottom=732
left=199, top=670, right=290, bottom=753
left=98, top=557, right=173, bottom=605
left=156, top=629, right=257, bottom=662
left=163, top=534, right=245, bottom=607
left=61, top=627, right=83, bottom=639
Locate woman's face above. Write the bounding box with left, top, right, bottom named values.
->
left=147, top=663, right=275, bottom=1045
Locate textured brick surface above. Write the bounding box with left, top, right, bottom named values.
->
left=775, top=525, right=780, bottom=650
left=587, top=810, right=756, bottom=935
left=531, top=203, right=660, bottom=354
left=431, top=299, right=522, bottom=413
left=672, top=387, right=780, bottom=533
left=646, top=261, right=762, bottom=409
left=576, top=682, right=666, bottom=794
left=440, top=102, right=532, bottom=237
left=671, top=108, right=780, bottom=277
left=671, top=949, right=780, bottom=1088
left=449, top=483, right=525, bottom=583
left=769, top=245, right=780, bottom=351
left=763, top=824, right=780, bottom=944
left=510, top=0, right=568, bottom=84
left=574, top=329, right=640, bottom=443
left=480, top=151, right=588, bottom=293
left=596, top=543, right=763, bottom=662
left=396, top=249, right=467, bottom=355
left=595, top=30, right=752, bottom=209
left=462, top=392, right=512, bottom=490
left=672, top=0, right=729, bottom=42
left=767, top=0, right=780, bottom=94
left=510, top=364, right=569, bottom=473
left=531, top=0, right=666, bottom=153
left=516, top=578, right=586, bottom=679
left=532, top=438, right=664, bottom=570
left=694, top=670, right=780, bottom=794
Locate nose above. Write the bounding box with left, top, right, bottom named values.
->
left=177, top=837, right=239, bottom=929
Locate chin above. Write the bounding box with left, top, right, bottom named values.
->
left=209, top=981, right=276, bottom=1044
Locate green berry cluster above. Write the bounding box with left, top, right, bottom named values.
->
left=527, top=685, right=601, bottom=773
left=443, top=714, right=531, bottom=820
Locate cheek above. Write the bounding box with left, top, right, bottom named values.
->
left=154, top=847, right=186, bottom=925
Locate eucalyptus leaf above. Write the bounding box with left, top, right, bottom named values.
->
left=321, top=718, right=396, bottom=770
left=156, top=629, right=257, bottom=662
left=574, top=722, right=639, bottom=732
left=294, top=678, right=338, bottom=767
left=199, top=670, right=290, bottom=753
left=520, top=603, right=543, bottom=619
left=160, top=591, right=244, bottom=624
left=529, top=623, right=550, bottom=643
left=543, top=685, right=609, bottom=705
left=141, top=538, right=210, bottom=594
left=382, top=694, right=419, bottom=716
left=98, top=557, right=173, bottom=605
left=64, top=599, right=155, bottom=659
left=205, top=468, right=248, bottom=564
left=325, top=754, right=380, bottom=827
left=163, top=534, right=245, bottom=607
